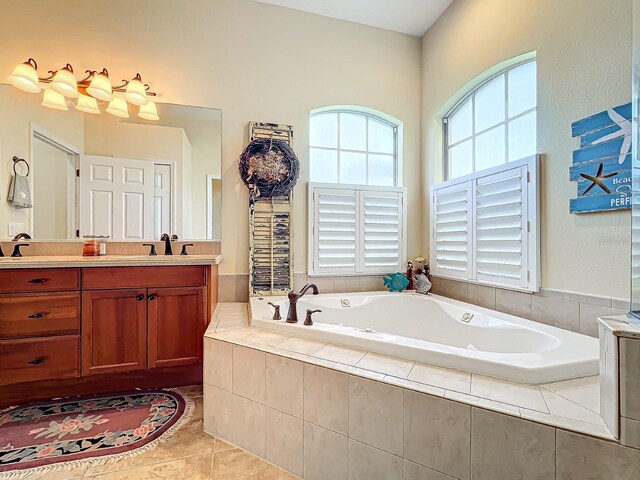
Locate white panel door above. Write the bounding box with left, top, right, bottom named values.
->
left=153, top=164, right=172, bottom=240
left=80, top=155, right=154, bottom=240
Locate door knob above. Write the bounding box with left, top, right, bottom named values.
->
left=136, top=294, right=145, bottom=301
left=147, top=294, right=157, bottom=301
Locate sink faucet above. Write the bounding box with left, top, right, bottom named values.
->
left=286, top=283, right=319, bottom=323
left=12, top=232, right=31, bottom=241
left=160, top=233, right=173, bottom=255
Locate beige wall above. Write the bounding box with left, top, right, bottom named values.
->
left=0, top=0, right=422, bottom=275
left=421, top=0, right=632, bottom=298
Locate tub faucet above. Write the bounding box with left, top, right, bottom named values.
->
left=286, top=283, right=319, bottom=323
left=160, top=233, right=173, bottom=255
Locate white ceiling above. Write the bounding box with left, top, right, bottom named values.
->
left=252, top=0, right=454, bottom=37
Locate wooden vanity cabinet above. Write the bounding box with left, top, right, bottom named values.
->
left=148, top=286, right=206, bottom=368
left=81, top=266, right=208, bottom=376
left=0, top=268, right=81, bottom=387
left=81, top=289, right=148, bottom=375
left=0, top=264, right=215, bottom=406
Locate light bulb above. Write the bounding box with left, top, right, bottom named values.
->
left=7, top=59, right=41, bottom=94
left=76, top=94, right=101, bottom=114
left=138, top=99, right=159, bottom=121
left=106, top=96, right=129, bottom=118
left=51, top=64, right=79, bottom=98
left=41, top=88, right=68, bottom=111
left=86, top=70, right=112, bottom=102
left=124, top=73, right=148, bottom=106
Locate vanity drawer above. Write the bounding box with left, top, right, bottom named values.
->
left=82, top=266, right=207, bottom=290
left=0, top=268, right=80, bottom=293
left=0, top=293, right=80, bottom=339
left=0, top=335, right=80, bottom=386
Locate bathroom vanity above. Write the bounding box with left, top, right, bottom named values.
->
left=0, top=256, right=220, bottom=407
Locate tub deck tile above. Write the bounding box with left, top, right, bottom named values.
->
left=407, top=362, right=472, bottom=394
left=314, top=344, right=367, bottom=366
left=470, top=375, right=549, bottom=413
left=356, top=352, right=415, bottom=378
left=541, top=375, right=600, bottom=413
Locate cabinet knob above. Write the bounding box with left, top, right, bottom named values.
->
left=28, top=357, right=46, bottom=365
left=136, top=294, right=145, bottom=301
left=147, top=294, right=157, bottom=301
left=28, top=312, right=46, bottom=319
left=27, top=278, right=48, bottom=284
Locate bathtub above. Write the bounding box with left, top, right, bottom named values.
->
left=250, top=291, right=599, bottom=384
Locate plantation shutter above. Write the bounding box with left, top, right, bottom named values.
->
left=474, top=164, right=529, bottom=288
left=431, top=182, right=472, bottom=279
left=310, top=184, right=406, bottom=275
left=312, top=188, right=358, bottom=274
left=361, top=190, right=404, bottom=273
left=430, top=155, right=539, bottom=292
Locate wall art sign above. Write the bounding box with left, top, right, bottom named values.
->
left=569, top=103, right=632, bottom=213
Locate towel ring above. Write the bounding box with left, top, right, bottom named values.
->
left=12, top=156, right=30, bottom=177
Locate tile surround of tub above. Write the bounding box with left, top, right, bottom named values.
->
left=204, top=331, right=640, bottom=479
left=620, top=336, right=640, bottom=449
left=222, top=273, right=386, bottom=302
left=208, top=307, right=610, bottom=440
left=431, top=276, right=627, bottom=338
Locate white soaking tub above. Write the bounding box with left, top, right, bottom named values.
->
left=250, top=291, right=599, bottom=384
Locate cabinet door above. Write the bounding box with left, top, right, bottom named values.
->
left=82, top=289, right=147, bottom=375
left=148, top=287, right=206, bottom=368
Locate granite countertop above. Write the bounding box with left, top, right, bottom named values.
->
left=0, top=254, right=223, bottom=269
left=597, top=315, right=640, bottom=340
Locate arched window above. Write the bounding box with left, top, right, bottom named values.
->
left=309, top=109, right=399, bottom=186
left=444, top=60, right=537, bottom=180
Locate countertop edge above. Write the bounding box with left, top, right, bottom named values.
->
left=0, top=254, right=223, bottom=269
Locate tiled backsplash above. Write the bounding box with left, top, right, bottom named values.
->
left=431, top=276, right=628, bottom=338
left=0, top=240, right=221, bottom=256
left=219, top=273, right=386, bottom=303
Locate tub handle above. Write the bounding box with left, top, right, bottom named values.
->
left=304, top=309, right=321, bottom=326
left=268, top=302, right=282, bottom=320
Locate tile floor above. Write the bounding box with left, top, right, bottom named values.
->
left=19, top=386, right=294, bottom=480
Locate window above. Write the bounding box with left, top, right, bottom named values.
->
left=308, top=183, right=406, bottom=276
left=430, top=155, right=539, bottom=292
left=444, top=60, right=537, bottom=180
left=308, top=108, right=404, bottom=276
left=310, top=110, right=399, bottom=186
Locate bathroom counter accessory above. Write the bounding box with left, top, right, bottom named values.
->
left=0, top=254, right=223, bottom=270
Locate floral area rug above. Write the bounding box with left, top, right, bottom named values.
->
left=0, top=388, right=193, bottom=479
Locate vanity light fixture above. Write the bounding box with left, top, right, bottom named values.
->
left=50, top=64, right=79, bottom=98
left=85, top=69, right=113, bottom=102
left=76, top=94, right=101, bottom=115
left=6, top=58, right=159, bottom=120
left=124, top=73, right=148, bottom=106
left=106, top=96, right=129, bottom=118
left=7, top=59, right=41, bottom=93
left=138, top=99, right=160, bottom=121
left=41, top=88, right=68, bottom=111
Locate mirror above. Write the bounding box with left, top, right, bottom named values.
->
left=0, top=84, right=222, bottom=241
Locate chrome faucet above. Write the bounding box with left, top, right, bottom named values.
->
left=286, top=283, right=319, bottom=323
left=12, top=232, right=31, bottom=241
left=160, top=233, right=173, bottom=255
